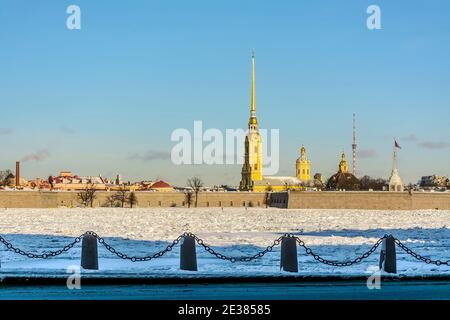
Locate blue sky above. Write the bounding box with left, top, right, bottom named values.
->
left=1, top=0, right=449, bottom=185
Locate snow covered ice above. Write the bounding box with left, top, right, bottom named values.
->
left=1, top=207, right=450, bottom=278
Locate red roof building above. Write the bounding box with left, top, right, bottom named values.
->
left=149, top=180, right=174, bottom=191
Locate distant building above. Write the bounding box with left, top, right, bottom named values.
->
left=149, top=180, right=174, bottom=192
left=240, top=49, right=263, bottom=191
left=296, top=146, right=311, bottom=183
left=326, top=151, right=360, bottom=191
left=45, top=171, right=114, bottom=191
left=5, top=172, right=18, bottom=187
left=420, top=175, right=449, bottom=189
left=253, top=176, right=304, bottom=192
left=238, top=50, right=308, bottom=192
left=60, top=171, right=72, bottom=178
left=252, top=145, right=312, bottom=191
left=388, top=144, right=404, bottom=192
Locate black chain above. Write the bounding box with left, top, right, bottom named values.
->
left=0, top=234, right=82, bottom=259
left=190, top=232, right=283, bottom=263
left=2, top=231, right=450, bottom=268
left=394, top=238, right=450, bottom=267
left=87, top=231, right=184, bottom=262
left=296, top=235, right=387, bottom=267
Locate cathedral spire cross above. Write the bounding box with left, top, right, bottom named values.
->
left=250, top=49, right=257, bottom=122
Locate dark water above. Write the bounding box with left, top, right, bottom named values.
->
left=2, top=280, right=450, bottom=300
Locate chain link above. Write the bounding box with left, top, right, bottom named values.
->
left=2, top=231, right=450, bottom=268
left=190, top=232, right=283, bottom=263
left=394, top=238, right=450, bottom=267
left=0, top=234, right=82, bottom=259
left=296, top=235, right=387, bottom=267
left=88, top=231, right=184, bottom=262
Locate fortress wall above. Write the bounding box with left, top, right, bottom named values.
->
left=196, top=192, right=267, bottom=207
left=0, top=191, right=449, bottom=210
left=411, top=193, right=450, bottom=210
left=0, top=191, right=267, bottom=208
left=268, top=192, right=289, bottom=208
left=285, top=191, right=450, bottom=210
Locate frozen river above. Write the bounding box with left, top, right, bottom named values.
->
left=1, top=208, right=450, bottom=277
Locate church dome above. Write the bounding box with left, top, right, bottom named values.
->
left=150, top=180, right=173, bottom=191
left=327, top=151, right=360, bottom=190
left=326, top=172, right=360, bottom=191
left=297, top=145, right=309, bottom=162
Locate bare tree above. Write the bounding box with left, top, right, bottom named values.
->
left=187, top=177, right=203, bottom=208
left=184, top=191, right=193, bottom=208
left=77, top=183, right=97, bottom=207
left=264, top=185, right=273, bottom=208
left=360, top=175, right=387, bottom=191
left=0, top=170, right=14, bottom=187
left=103, top=187, right=136, bottom=208
left=313, top=173, right=325, bottom=190
left=128, top=191, right=138, bottom=208
left=48, top=176, right=54, bottom=190
left=103, top=195, right=120, bottom=207
left=114, top=186, right=129, bottom=208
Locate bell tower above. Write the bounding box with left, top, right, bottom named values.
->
left=339, top=150, right=349, bottom=173
left=296, top=146, right=311, bottom=182
left=240, top=49, right=263, bottom=191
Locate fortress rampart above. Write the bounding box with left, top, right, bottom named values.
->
left=0, top=191, right=449, bottom=210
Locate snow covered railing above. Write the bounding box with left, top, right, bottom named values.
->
left=1, top=232, right=450, bottom=274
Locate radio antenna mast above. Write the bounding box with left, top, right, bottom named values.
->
left=352, top=113, right=357, bottom=176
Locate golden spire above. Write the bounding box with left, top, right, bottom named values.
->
left=251, top=48, right=256, bottom=112
left=249, top=49, right=258, bottom=127
left=339, top=150, right=349, bottom=173
left=300, top=145, right=306, bottom=159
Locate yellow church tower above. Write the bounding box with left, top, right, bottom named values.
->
left=338, top=150, right=349, bottom=173
left=296, top=146, right=311, bottom=182
left=240, top=49, right=263, bottom=191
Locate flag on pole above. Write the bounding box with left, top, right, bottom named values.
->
left=394, top=140, right=402, bottom=149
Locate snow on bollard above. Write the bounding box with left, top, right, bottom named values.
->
left=81, top=234, right=99, bottom=270
left=180, top=234, right=197, bottom=271
left=280, top=236, right=298, bottom=273
left=379, top=235, right=396, bottom=274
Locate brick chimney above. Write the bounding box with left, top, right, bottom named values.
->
left=15, top=161, right=20, bottom=187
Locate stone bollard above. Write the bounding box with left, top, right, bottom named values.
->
left=379, top=235, right=396, bottom=274
left=81, top=234, right=99, bottom=270
left=180, top=235, right=197, bottom=271
left=280, top=236, right=298, bottom=272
